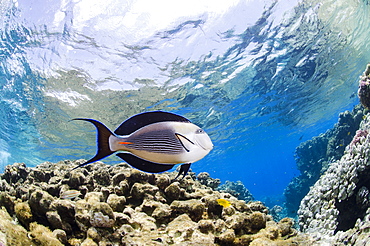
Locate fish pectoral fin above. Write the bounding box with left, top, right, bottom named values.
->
left=174, top=163, right=191, bottom=180
left=116, top=153, right=175, bottom=173
left=175, top=133, right=194, bottom=152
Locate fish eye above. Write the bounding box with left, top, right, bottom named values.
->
left=196, top=129, right=205, bottom=134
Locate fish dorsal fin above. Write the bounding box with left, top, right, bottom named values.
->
left=114, top=111, right=190, bottom=135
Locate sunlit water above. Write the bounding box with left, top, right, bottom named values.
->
left=1, top=0, right=369, bottom=207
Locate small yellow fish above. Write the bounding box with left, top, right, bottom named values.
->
left=348, top=132, right=351, bottom=136
left=217, top=198, right=231, bottom=208
left=60, top=190, right=81, bottom=199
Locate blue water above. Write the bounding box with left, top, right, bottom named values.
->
left=0, top=0, right=369, bottom=206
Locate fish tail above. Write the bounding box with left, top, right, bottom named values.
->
left=72, top=118, right=115, bottom=169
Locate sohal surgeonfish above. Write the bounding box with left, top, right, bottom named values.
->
left=72, top=111, right=213, bottom=179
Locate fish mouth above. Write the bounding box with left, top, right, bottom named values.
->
left=195, top=136, right=213, bottom=151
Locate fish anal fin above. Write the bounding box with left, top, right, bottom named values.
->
left=114, top=111, right=190, bottom=135
left=174, top=163, right=191, bottom=180
left=116, top=153, right=175, bottom=173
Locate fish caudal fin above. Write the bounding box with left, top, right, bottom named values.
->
left=72, top=118, right=115, bottom=170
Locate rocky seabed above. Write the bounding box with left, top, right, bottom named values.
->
left=0, top=160, right=314, bottom=246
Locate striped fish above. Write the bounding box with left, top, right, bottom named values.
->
left=72, top=111, right=213, bottom=179
left=60, top=190, right=81, bottom=199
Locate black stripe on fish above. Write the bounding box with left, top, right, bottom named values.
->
left=114, top=111, right=190, bottom=135
left=127, top=129, right=185, bottom=154
left=175, top=133, right=195, bottom=152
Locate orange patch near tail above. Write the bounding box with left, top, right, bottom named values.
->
left=119, top=142, right=133, bottom=145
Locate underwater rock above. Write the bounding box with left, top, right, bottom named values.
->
left=198, top=219, right=216, bottom=234
left=217, top=228, right=236, bottom=244
left=114, top=180, right=130, bottom=196
left=130, top=182, right=159, bottom=200
left=204, top=196, right=224, bottom=218
left=225, top=212, right=249, bottom=232
left=14, top=201, right=33, bottom=227
left=80, top=237, right=98, bottom=246
left=29, top=222, right=64, bottom=246
left=125, top=207, right=157, bottom=232
left=50, top=199, right=76, bottom=225
left=68, top=171, right=86, bottom=189
left=0, top=191, right=16, bottom=215
left=0, top=160, right=314, bottom=245
left=269, top=205, right=284, bottom=222
left=197, top=172, right=221, bottom=189
left=0, top=207, right=34, bottom=245
left=166, top=214, right=198, bottom=242
left=285, top=104, right=365, bottom=215
left=2, top=162, right=29, bottom=184
left=170, top=199, right=205, bottom=222
left=89, top=202, right=115, bottom=228
left=155, top=174, right=171, bottom=190
left=86, top=227, right=101, bottom=243
left=278, top=217, right=295, bottom=237
left=298, top=110, right=370, bottom=244
left=217, top=180, right=254, bottom=202
left=164, top=181, right=182, bottom=200
left=53, top=229, right=68, bottom=245
left=128, top=169, right=153, bottom=184
left=46, top=210, right=64, bottom=230
left=248, top=211, right=267, bottom=231
left=111, top=172, right=126, bottom=186
left=29, top=169, right=53, bottom=183
left=106, top=193, right=126, bottom=212
left=29, top=189, right=55, bottom=218
left=92, top=167, right=111, bottom=186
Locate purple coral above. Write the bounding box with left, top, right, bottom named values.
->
left=349, top=129, right=368, bottom=149
left=358, top=64, right=370, bottom=108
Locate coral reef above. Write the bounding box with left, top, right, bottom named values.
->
left=269, top=205, right=286, bottom=223
left=298, top=112, right=370, bottom=244
left=284, top=104, right=365, bottom=215
left=0, top=160, right=314, bottom=245
left=217, top=180, right=254, bottom=202
left=196, top=172, right=221, bottom=190
left=358, top=63, right=370, bottom=109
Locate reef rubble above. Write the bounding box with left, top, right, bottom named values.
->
left=0, top=160, right=314, bottom=245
